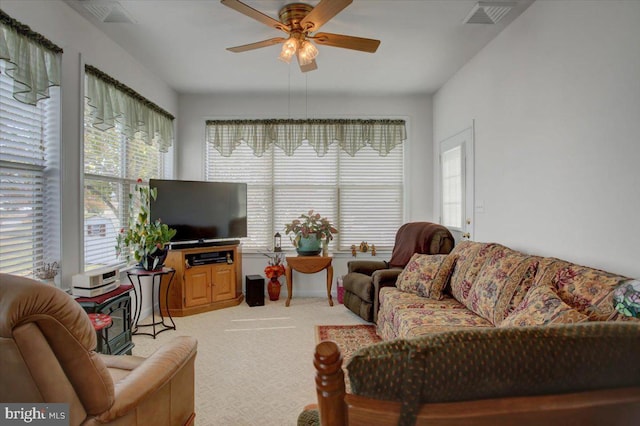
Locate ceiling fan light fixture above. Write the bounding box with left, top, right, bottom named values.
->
left=278, top=37, right=299, bottom=63
left=298, top=40, right=319, bottom=66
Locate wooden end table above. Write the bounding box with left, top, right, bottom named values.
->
left=285, top=256, right=333, bottom=307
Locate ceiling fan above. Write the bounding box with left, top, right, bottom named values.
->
left=220, top=0, right=380, bottom=72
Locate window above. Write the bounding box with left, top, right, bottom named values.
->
left=0, top=69, right=61, bottom=276
left=83, top=100, right=172, bottom=270
left=86, top=224, right=106, bottom=237
left=441, top=145, right=463, bottom=229
left=205, top=140, right=403, bottom=251
left=83, top=66, right=174, bottom=271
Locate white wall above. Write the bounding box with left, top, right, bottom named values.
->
left=3, top=0, right=178, bottom=319
left=178, top=92, right=432, bottom=295
left=433, top=0, right=640, bottom=278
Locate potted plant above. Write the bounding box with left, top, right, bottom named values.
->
left=116, top=179, right=177, bottom=271
left=613, top=280, right=640, bottom=318
left=284, top=210, right=338, bottom=255
left=264, top=252, right=286, bottom=301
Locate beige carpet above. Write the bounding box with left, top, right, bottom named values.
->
left=132, top=297, right=369, bottom=426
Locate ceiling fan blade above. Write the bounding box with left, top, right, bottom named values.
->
left=220, top=0, right=289, bottom=32
left=226, top=37, right=286, bottom=53
left=300, top=0, right=353, bottom=33
left=313, top=32, right=380, bottom=53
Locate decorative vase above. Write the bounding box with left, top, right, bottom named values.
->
left=139, top=246, right=169, bottom=271
left=267, top=277, right=281, bottom=301
left=297, top=234, right=321, bottom=256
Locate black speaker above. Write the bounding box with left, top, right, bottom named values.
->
left=245, top=275, right=265, bottom=307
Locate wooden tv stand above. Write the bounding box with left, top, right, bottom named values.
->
left=161, top=243, right=244, bottom=317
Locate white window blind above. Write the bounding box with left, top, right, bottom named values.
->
left=0, top=70, right=60, bottom=276
left=205, top=139, right=403, bottom=251
left=83, top=100, right=172, bottom=270
left=441, top=145, right=463, bottom=229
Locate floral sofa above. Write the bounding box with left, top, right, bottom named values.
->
left=377, top=240, right=638, bottom=340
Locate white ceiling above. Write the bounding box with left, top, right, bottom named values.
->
left=65, top=0, right=534, bottom=95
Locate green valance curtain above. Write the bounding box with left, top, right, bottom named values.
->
left=206, top=118, right=407, bottom=157
left=0, top=9, right=62, bottom=105
left=84, top=65, right=174, bottom=152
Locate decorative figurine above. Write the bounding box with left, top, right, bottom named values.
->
left=371, top=244, right=376, bottom=256
left=359, top=241, right=369, bottom=252
left=351, top=244, right=357, bottom=257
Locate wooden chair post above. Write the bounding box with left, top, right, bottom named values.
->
left=314, top=340, right=347, bottom=426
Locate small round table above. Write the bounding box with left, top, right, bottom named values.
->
left=285, top=256, right=333, bottom=307
left=88, top=313, right=113, bottom=354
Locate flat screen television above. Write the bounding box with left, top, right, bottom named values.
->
left=149, top=179, right=247, bottom=244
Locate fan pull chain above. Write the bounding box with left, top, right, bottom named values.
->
left=288, top=64, right=292, bottom=118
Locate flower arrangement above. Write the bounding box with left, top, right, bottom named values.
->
left=283, top=210, right=338, bottom=245
left=264, top=252, right=286, bottom=281
left=116, top=179, right=176, bottom=270
left=613, top=280, right=640, bottom=318
left=35, top=261, right=59, bottom=280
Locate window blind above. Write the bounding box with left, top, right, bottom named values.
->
left=83, top=99, right=172, bottom=270
left=205, top=138, right=403, bottom=251
left=0, top=71, right=60, bottom=276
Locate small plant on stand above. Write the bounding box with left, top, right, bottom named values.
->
left=283, top=210, right=338, bottom=255
left=264, top=252, right=286, bottom=301
left=116, top=179, right=176, bottom=271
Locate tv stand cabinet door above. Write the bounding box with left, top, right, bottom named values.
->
left=184, top=267, right=212, bottom=307
left=212, top=264, right=235, bottom=301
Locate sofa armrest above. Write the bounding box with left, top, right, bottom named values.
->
left=97, top=336, right=197, bottom=422
left=348, top=260, right=388, bottom=275
left=372, top=268, right=403, bottom=323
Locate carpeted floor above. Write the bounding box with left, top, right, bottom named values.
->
left=132, top=297, right=374, bottom=425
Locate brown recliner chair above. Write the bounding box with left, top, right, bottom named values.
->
left=342, top=222, right=454, bottom=323
left=0, top=273, right=197, bottom=426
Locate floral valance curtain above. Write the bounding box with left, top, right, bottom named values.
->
left=206, top=119, right=407, bottom=157
left=0, top=9, right=62, bottom=105
left=85, top=65, right=174, bottom=152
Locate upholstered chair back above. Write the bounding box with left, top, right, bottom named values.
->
left=0, top=274, right=114, bottom=425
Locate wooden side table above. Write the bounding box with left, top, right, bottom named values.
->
left=285, top=256, right=333, bottom=307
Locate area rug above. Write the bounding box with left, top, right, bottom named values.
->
left=315, top=324, right=382, bottom=384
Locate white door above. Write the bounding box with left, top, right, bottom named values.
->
left=439, top=126, right=474, bottom=243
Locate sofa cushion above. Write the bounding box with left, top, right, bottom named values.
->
left=376, top=288, right=491, bottom=340
left=500, top=285, right=588, bottom=327
left=534, top=258, right=630, bottom=320
left=463, top=247, right=540, bottom=325
left=448, top=241, right=501, bottom=305
left=395, top=253, right=456, bottom=300
left=348, top=322, right=640, bottom=426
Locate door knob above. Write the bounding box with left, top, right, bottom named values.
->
left=462, top=232, right=471, bottom=239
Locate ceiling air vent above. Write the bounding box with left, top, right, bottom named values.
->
left=80, top=0, right=136, bottom=24
left=463, top=1, right=515, bottom=24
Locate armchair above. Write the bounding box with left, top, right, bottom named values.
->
left=0, top=273, right=197, bottom=426
left=342, top=222, right=454, bottom=322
